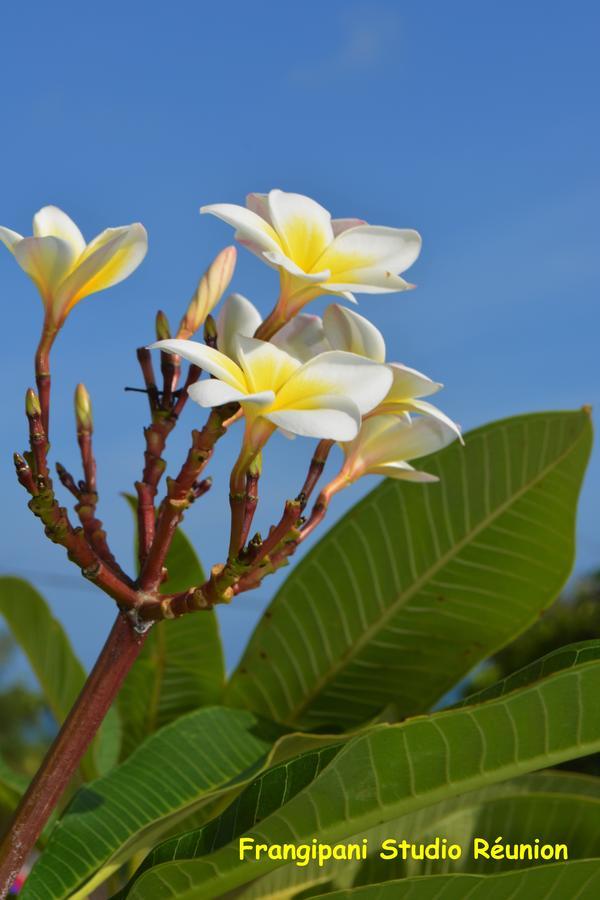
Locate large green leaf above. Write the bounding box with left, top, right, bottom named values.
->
left=120, top=758, right=600, bottom=899
left=118, top=743, right=344, bottom=897
left=226, top=410, right=592, bottom=730
left=21, top=707, right=275, bottom=900
left=354, top=770, right=600, bottom=884
left=126, top=656, right=600, bottom=898
left=310, top=860, right=600, bottom=899
left=0, top=576, right=120, bottom=779
left=118, top=499, right=225, bottom=758
left=458, top=639, right=600, bottom=708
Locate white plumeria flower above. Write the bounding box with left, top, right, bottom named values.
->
left=150, top=336, right=392, bottom=450
left=211, top=294, right=461, bottom=444
left=216, top=293, right=263, bottom=363
left=340, top=414, right=460, bottom=483
left=201, top=189, right=421, bottom=335
left=276, top=304, right=462, bottom=439
left=274, top=303, right=385, bottom=363
left=0, top=206, right=147, bottom=328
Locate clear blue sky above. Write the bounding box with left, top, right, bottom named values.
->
left=1, top=1, right=598, bottom=671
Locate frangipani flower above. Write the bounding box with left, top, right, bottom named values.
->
left=340, top=414, right=460, bottom=483
left=201, top=189, right=421, bottom=336
left=150, top=336, right=392, bottom=450
left=277, top=303, right=462, bottom=439
left=0, top=206, right=147, bottom=328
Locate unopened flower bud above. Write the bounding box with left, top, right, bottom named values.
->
left=155, top=310, right=171, bottom=341
left=178, top=246, right=236, bottom=339
left=25, top=388, right=41, bottom=418
left=75, top=383, right=93, bottom=433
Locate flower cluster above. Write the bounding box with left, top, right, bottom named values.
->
left=2, top=189, right=460, bottom=618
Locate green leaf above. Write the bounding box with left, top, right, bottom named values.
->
left=126, top=657, right=600, bottom=898
left=0, top=576, right=120, bottom=780
left=0, top=753, right=28, bottom=810
left=118, top=743, right=344, bottom=897
left=21, top=707, right=275, bottom=900
left=120, top=757, right=600, bottom=899
left=184, top=771, right=600, bottom=900
left=458, top=639, right=600, bottom=708
left=309, top=860, right=600, bottom=899
left=353, top=770, right=600, bottom=884
left=227, top=410, right=592, bottom=730
left=118, top=498, right=225, bottom=759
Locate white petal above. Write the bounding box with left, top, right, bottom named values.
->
left=369, top=461, right=439, bottom=482
left=323, top=304, right=386, bottom=362
left=216, top=293, right=263, bottom=361
left=267, top=189, right=334, bottom=272
left=272, top=314, right=329, bottom=362
left=55, top=224, right=147, bottom=313
left=188, top=379, right=247, bottom=407
left=201, top=203, right=281, bottom=255
left=385, top=363, right=442, bottom=401
left=342, top=414, right=459, bottom=480
left=276, top=351, right=392, bottom=416
left=403, top=399, right=463, bottom=444
left=262, top=249, right=330, bottom=282
left=33, top=206, right=86, bottom=258
left=235, top=335, right=300, bottom=393
left=13, top=236, right=76, bottom=299
left=265, top=395, right=361, bottom=441
left=316, top=224, right=422, bottom=284
left=149, top=339, right=247, bottom=391
left=325, top=271, right=414, bottom=293
left=246, top=193, right=271, bottom=223
left=0, top=226, right=24, bottom=253
left=375, top=415, right=460, bottom=461
left=331, top=218, right=366, bottom=236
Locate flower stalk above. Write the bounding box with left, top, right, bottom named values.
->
left=0, top=613, right=149, bottom=897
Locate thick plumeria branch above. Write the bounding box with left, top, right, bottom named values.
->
left=0, top=193, right=461, bottom=896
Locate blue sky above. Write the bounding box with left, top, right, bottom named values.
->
left=0, top=0, right=598, bottom=671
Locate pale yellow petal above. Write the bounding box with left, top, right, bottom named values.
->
left=149, top=339, right=247, bottom=391
left=56, top=224, right=148, bottom=312
left=267, top=190, right=334, bottom=272
left=33, top=206, right=86, bottom=258
left=13, top=236, right=76, bottom=304
left=235, top=336, right=300, bottom=393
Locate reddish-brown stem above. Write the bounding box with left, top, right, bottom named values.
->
left=136, top=348, right=160, bottom=413
left=26, top=405, right=49, bottom=481
left=13, top=454, right=36, bottom=495
left=245, top=498, right=302, bottom=567
left=160, top=350, right=180, bottom=408
left=77, top=430, right=96, bottom=494
left=298, top=440, right=334, bottom=507
left=55, top=463, right=133, bottom=584
left=134, top=350, right=201, bottom=565
left=21, top=470, right=140, bottom=608
left=239, top=471, right=259, bottom=549
left=172, top=365, right=201, bottom=418
left=0, top=613, right=149, bottom=897
left=139, top=406, right=235, bottom=591
left=34, top=327, right=57, bottom=438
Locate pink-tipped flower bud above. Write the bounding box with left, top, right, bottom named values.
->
left=155, top=310, right=171, bottom=341
left=178, top=246, right=236, bottom=339
left=25, top=388, right=41, bottom=418
left=75, top=383, right=93, bottom=433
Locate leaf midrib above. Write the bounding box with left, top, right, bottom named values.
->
left=284, top=417, right=588, bottom=724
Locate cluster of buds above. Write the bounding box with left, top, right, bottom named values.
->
left=1, top=190, right=461, bottom=626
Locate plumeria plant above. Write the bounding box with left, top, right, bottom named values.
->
left=0, top=191, right=597, bottom=900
